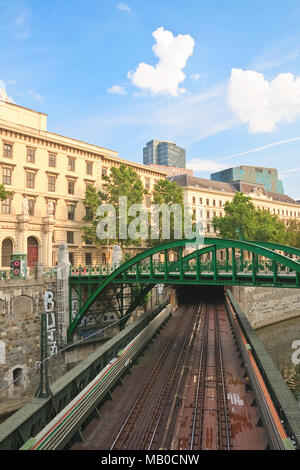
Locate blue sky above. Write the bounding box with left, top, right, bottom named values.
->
left=2, top=1, right=300, bottom=198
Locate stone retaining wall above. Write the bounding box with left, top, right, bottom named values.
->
left=231, top=286, right=300, bottom=329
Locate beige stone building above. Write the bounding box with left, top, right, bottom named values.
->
left=170, top=174, right=300, bottom=237
left=0, top=100, right=167, bottom=269
left=1, top=99, right=299, bottom=271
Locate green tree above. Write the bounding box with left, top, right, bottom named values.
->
left=212, top=192, right=287, bottom=243
left=286, top=219, right=300, bottom=248
left=212, top=193, right=257, bottom=239
left=81, top=164, right=146, bottom=248
left=0, top=184, right=12, bottom=201
left=254, top=209, right=286, bottom=243
left=151, top=179, right=184, bottom=246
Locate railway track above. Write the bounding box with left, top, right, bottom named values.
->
left=172, top=301, right=231, bottom=450
left=110, top=303, right=201, bottom=450
left=110, top=301, right=232, bottom=451
left=71, top=296, right=289, bottom=451
left=22, top=294, right=293, bottom=451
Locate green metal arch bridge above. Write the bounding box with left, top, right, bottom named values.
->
left=68, top=237, right=300, bottom=340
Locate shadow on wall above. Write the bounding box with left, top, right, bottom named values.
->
left=175, top=285, right=225, bottom=306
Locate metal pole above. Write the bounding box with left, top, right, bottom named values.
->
left=35, top=313, right=52, bottom=398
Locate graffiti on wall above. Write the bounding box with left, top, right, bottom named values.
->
left=44, top=290, right=57, bottom=356
left=71, top=298, right=95, bottom=328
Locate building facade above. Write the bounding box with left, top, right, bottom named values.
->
left=169, top=174, right=300, bottom=238
left=211, top=165, right=284, bottom=194
left=0, top=100, right=167, bottom=269
left=143, top=140, right=186, bottom=168
left=149, top=164, right=193, bottom=177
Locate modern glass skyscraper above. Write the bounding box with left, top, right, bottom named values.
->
left=211, top=165, right=284, bottom=194
left=143, top=140, right=186, bottom=168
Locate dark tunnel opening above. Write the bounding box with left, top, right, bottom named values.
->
left=175, top=285, right=226, bottom=306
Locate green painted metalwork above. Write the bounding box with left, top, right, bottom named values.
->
left=244, top=240, right=300, bottom=258
left=121, top=284, right=154, bottom=329
left=68, top=237, right=300, bottom=339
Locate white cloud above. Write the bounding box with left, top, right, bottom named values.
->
left=117, top=2, right=130, bottom=12
left=128, top=27, right=195, bottom=97
left=107, top=85, right=126, bottom=95
left=228, top=68, right=300, bottom=133
left=253, top=37, right=300, bottom=72
left=0, top=2, right=31, bottom=40
left=191, top=73, right=202, bottom=81
left=281, top=167, right=300, bottom=175
left=0, top=81, right=14, bottom=103
left=62, top=83, right=234, bottom=157
left=219, top=137, right=300, bottom=161
left=14, top=7, right=30, bottom=39
left=187, top=159, right=226, bottom=173
left=27, top=89, right=43, bottom=101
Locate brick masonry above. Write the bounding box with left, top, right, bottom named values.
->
left=231, top=286, right=300, bottom=329
left=0, top=278, right=53, bottom=415
left=0, top=277, right=166, bottom=418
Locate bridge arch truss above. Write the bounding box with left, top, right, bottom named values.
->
left=68, top=238, right=300, bottom=339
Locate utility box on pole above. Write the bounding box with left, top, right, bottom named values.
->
left=10, top=253, right=27, bottom=279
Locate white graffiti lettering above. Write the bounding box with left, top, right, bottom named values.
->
left=45, top=290, right=57, bottom=356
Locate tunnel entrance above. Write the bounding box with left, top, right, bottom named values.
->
left=175, top=285, right=226, bottom=306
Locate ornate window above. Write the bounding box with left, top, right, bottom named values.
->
left=48, top=153, right=56, bottom=167
left=48, top=176, right=56, bottom=192
left=68, top=180, right=75, bottom=195
left=2, top=238, right=13, bottom=266
left=27, top=148, right=35, bottom=163
left=86, top=161, right=93, bottom=175
left=26, top=171, right=35, bottom=189
left=67, top=231, right=74, bottom=244
left=3, top=167, right=12, bottom=185
left=2, top=198, right=11, bottom=214
left=68, top=157, right=75, bottom=172
left=67, top=204, right=75, bottom=220
left=3, top=143, right=13, bottom=158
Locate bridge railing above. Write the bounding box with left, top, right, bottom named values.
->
left=70, top=259, right=298, bottom=278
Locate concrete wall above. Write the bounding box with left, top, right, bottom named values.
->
left=231, top=286, right=300, bottom=329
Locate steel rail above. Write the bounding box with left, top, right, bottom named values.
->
left=158, top=302, right=203, bottom=450
left=190, top=302, right=209, bottom=450
left=109, top=307, right=186, bottom=449
left=214, top=304, right=231, bottom=450
left=109, top=304, right=194, bottom=450
left=146, top=303, right=202, bottom=450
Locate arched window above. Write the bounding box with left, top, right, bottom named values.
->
left=27, top=237, right=39, bottom=268
left=2, top=238, right=13, bottom=267
left=13, top=367, right=23, bottom=387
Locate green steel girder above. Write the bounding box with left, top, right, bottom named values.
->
left=68, top=238, right=300, bottom=339
left=244, top=240, right=300, bottom=258
left=177, top=241, right=300, bottom=271
left=120, top=284, right=154, bottom=330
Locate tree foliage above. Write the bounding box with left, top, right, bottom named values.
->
left=0, top=184, right=12, bottom=201
left=212, top=192, right=287, bottom=243
left=286, top=219, right=300, bottom=248
left=151, top=179, right=184, bottom=246
left=81, top=164, right=146, bottom=248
